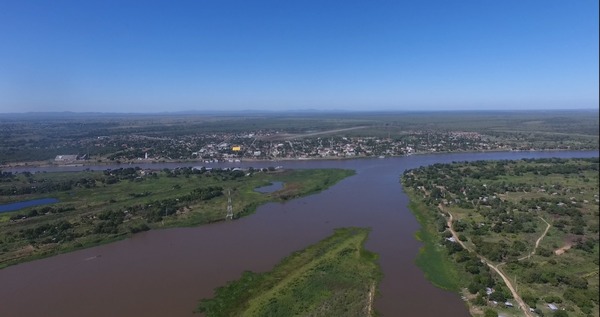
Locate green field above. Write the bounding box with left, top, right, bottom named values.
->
left=402, top=158, right=599, bottom=317
left=197, top=227, right=381, bottom=317
left=0, top=167, right=354, bottom=268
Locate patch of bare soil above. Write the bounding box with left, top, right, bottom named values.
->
left=554, top=243, right=572, bottom=255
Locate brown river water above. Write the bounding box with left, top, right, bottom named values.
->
left=1, top=151, right=597, bottom=317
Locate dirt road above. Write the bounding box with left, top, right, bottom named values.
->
left=519, top=217, right=551, bottom=261
left=439, top=204, right=534, bottom=317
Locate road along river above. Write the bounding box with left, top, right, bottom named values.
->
left=0, top=151, right=597, bottom=317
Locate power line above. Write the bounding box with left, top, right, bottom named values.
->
left=226, top=189, right=233, bottom=220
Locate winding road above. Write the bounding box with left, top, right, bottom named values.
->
left=439, top=204, right=535, bottom=317
left=519, top=217, right=551, bottom=261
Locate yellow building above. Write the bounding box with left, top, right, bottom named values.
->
left=232, top=146, right=241, bottom=151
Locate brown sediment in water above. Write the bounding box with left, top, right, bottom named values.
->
left=0, top=151, right=596, bottom=317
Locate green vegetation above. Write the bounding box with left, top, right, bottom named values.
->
left=410, top=199, right=461, bottom=291
left=0, top=110, right=597, bottom=164
left=0, top=167, right=353, bottom=268
left=196, top=227, right=381, bottom=317
left=402, top=158, right=599, bottom=317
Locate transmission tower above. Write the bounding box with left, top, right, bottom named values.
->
left=225, top=189, right=233, bottom=220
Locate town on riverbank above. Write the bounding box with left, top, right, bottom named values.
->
left=1, top=111, right=597, bottom=168
left=0, top=111, right=598, bottom=317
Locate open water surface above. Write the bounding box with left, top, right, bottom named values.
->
left=0, top=198, right=59, bottom=213
left=0, top=151, right=597, bottom=317
left=254, top=181, right=285, bottom=193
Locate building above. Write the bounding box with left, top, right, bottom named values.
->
left=54, top=155, right=78, bottom=162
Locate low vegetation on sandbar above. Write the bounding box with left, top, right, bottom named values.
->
left=0, top=167, right=354, bottom=268
left=403, top=158, right=599, bottom=317
left=196, top=227, right=381, bottom=317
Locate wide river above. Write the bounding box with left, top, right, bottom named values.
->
left=1, top=151, right=598, bottom=317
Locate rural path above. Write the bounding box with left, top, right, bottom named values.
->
left=439, top=204, right=534, bottom=317
left=518, top=217, right=551, bottom=261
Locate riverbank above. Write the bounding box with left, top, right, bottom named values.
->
left=402, top=158, right=600, bottom=317
left=197, top=227, right=381, bottom=317
left=0, top=168, right=354, bottom=269
left=3, top=148, right=597, bottom=170
left=403, top=186, right=509, bottom=317
left=405, top=194, right=463, bottom=292
left=1, top=151, right=597, bottom=317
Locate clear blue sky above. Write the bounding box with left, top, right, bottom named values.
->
left=0, top=0, right=598, bottom=113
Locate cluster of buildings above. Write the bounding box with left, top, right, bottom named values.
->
left=55, top=130, right=514, bottom=163
left=180, top=131, right=499, bottom=162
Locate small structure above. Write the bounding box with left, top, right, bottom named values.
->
left=548, top=303, right=558, bottom=311
left=54, top=155, right=78, bottom=162
left=504, top=301, right=513, bottom=307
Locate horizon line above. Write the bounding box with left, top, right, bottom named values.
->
left=1, top=108, right=599, bottom=116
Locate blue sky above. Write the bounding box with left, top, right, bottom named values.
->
left=0, top=0, right=598, bottom=113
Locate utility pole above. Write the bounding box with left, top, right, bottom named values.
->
left=226, top=189, right=233, bottom=220
left=162, top=207, right=167, bottom=226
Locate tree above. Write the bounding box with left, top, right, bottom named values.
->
left=468, top=282, right=481, bottom=294
left=554, top=310, right=569, bottom=317
left=489, top=289, right=508, bottom=302
left=475, top=294, right=486, bottom=305
left=484, top=308, right=498, bottom=317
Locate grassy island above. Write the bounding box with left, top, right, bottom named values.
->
left=196, top=227, right=381, bottom=317
left=403, top=158, right=599, bottom=317
left=0, top=167, right=354, bottom=268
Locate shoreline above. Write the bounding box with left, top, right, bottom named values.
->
left=2, top=148, right=597, bottom=170
left=403, top=189, right=463, bottom=292
left=401, top=158, right=600, bottom=317
left=403, top=188, right=481, bottom=317
left=0, top=168, right=354, bottom=269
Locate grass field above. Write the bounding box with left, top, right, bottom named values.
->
left=0, top=167, right=354, bottom=268
left=196, top=227, right=381, bottom=317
